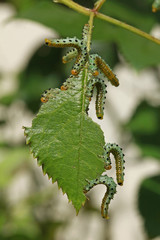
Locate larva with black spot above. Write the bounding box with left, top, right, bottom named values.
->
left=104, top=143, right=125, bottom=186
left=84, top=175, right=117, bottom=219
left=45, top=36, right=88, bottom=76
left=45, top=37, right=83, bottom=76
left=68, top=25, right=90, bottom=75
left=70, top=25, right=89, bottom=76
left=95, top=81, right=107, bottom=120
left=86, top=77, right=107, bottom=119
left=62, top=49, right=78, bottom=64
left=82, top=24, right=90, bottom=44
left=61, top=85, right=68, bottom=91
left=63, top=24, right=89, bottom=63
left=91, top=55, right=119, bottom=87
left=71, top=45, right=88, bottom=76
left=40, top=88, right=60, bottom=103
left=89, top=54, right=100, bottom=77
left=45, top=37, right=82, bottom=52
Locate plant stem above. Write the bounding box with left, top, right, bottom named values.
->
left=53, top=0, right=90, bottom=15
left=53, top=0, right=160, bottom=45
left=87, top=12, right=95, bottom=52
left=94, top=0, right=106, bottom=11
left=97, top=12, right=160, bottom=45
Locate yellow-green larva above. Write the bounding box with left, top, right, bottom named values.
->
left=104, top=143, right=125, bottom=186
left=86, top=78, right=107, bottom=119
left=89, top=54, right=119, bottom=87
left=45, top=25, right=119, bottom=89
left=84, top=175, right=117, bottom=219
left=40, top=88, right=60, bottom=103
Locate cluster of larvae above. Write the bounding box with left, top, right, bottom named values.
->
left=41, top=24, right=125, bottom=219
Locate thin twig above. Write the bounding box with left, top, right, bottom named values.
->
left=53, top=0, right=160, bottom=45
left=87, top=12, right=95, bottom=52
left=94, top=0, right=106, bottom=11
left=53, top=0, right=90, bottom=15
left=96, top=12, right=160, bottom=45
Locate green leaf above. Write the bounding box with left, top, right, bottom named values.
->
left=138, top=175, right=160, bottom=238
left=117, top=30, right=160, bottom=69
left=16, top=2, right=88, bottom=37
left=101, top=1, right=159, bottom=69
left=24, top=69, right=105, bottom=212
left=101, top=0, right=154, bottom=32
left=125, top=101, right=160, bottom=159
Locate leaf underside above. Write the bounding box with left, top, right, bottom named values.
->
left=24, top=72, right=105, bottom=212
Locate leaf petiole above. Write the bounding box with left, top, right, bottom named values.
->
left=94, top=0, right=106, bottom=11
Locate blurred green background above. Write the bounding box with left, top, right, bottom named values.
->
left=0, top=0, right=160, bottom=239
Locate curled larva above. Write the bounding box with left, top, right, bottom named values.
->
left=84, top=175, right=117, bottom=219
left=62, top=49, right=78, bottom=63
left=104, top=143, right=125, bottom=186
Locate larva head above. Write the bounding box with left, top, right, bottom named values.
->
left=45, top=39, right=52, bottom=46
left=105, top=165, right=112, bottom=170
left=117, top=164, right=125, bottom=186
left=118, top=180, right=123, bottom=186
left=97, top=113, right=103, bottom=120
left=41, top=96, right=48, bottom=103
left=71, top=69, right=78, bottom=76
left=60, top=85, right=68, bottom=91
left=93, top=70, right=99, bottom=76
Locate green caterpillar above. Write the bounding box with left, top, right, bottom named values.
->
left=84, top=175, right=117, bottom=219
left=45, top=24, right=119, bottom=120
left=84, top=142, right=125, bottom=219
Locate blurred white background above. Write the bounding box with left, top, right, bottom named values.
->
left=0, top=3, right=160, bottom=240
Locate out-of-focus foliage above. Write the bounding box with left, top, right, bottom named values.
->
left=18, top=46, right=65, bottom=113
left=0, top=46, right=65, bottom=112
left=125, top=100, right=160, bottom=238
left=12, top=0, right=160, bottom=69
left=125, top=101, right=160, bottom=160
left=138, top=175, right=160, bottom=238
left=0, top=147, right=29, bottom=187
left=0, top=179, right=65, bottom=240
left=0, top=0, right=160, bottom=239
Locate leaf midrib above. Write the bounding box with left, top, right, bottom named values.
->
left=76, top=67, right=88, bottom=202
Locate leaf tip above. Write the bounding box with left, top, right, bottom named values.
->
left=23, top=126, right=30, bottom=135
left=76, top=210, right=79, bottom=216
left=52, top=178, right=56, bottom=184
